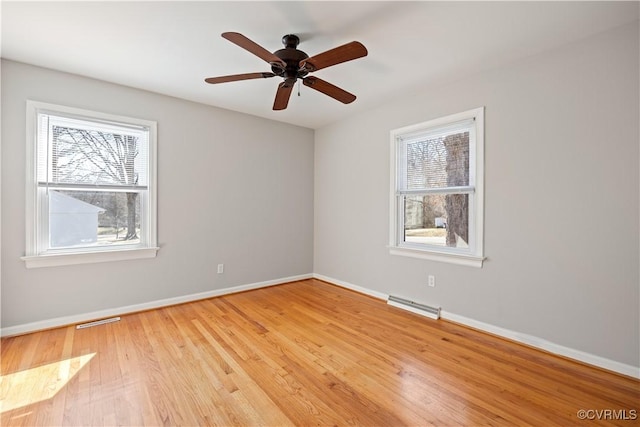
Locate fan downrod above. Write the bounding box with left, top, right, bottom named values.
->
left=282, top=34, right=300, bottom=48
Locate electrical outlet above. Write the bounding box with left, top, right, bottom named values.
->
left=428, top=275, right=435, bottom=287
left=217, top=264, right=224, bottom=274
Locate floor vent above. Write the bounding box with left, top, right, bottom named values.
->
left=387, top=296, right=440, bottom=320
left=76, top=317, right=121, bottom=329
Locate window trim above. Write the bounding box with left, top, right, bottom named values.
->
left=389, top=107, right=485, bottom=268
left=23, top=100, right=159, bottom=268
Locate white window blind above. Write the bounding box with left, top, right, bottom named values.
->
left=397, top=118, right=474, bottom=193
left=37, top=112, right=150, bottom=190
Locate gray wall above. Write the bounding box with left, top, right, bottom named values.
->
left=1, top=60, right=314, bottom=328
left=314, top=22, right=639, bottom=368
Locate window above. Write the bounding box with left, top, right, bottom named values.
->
left=23, top=101, right=158, bottom=268
left=389, top=107, right=484, bottom=267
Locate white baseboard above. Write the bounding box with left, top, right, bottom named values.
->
left=312, top=273, right=388, bottom=300
left=0, top=273, right=313, bottom=337
left=314, top=273, right=640, bottom=379
left=440, top=311, right=640, bottom=379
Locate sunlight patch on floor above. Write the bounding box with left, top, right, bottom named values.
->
left=0, top=353, right=95, bottom=413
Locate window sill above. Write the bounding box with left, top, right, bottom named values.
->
left=21, top=247, right=159, bottom=268
left=389, top=246, right=485, bottom=268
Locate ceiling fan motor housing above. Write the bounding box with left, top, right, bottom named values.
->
left=272, top=34, right=309, bottom=85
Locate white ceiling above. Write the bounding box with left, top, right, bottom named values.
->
left=2, top=1, right=638, bottom=129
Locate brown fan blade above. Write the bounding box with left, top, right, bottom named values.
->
left=205, top=72, right=275, bottom=84
left=273, top=82, right=294, bottom=110
left=303, top=76, right=356, bottom=104
left=300, top=41, right=367, bottom=72
left=222, top=32, right=285, bottom=67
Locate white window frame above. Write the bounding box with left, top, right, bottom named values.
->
left=22, top=100, right=159, bottom=268
left=389, top=107, right=485, bottom=268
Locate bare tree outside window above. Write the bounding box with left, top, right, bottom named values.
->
left=406, top=136, right=447, bottom=229
left=52, top=126, right=141, bottom=242
left=444, top=133, right=469, bottom=247
left=404, top=131, right=469, bottom=248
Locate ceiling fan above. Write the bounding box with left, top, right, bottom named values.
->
left=205, top=32, right=368, bottom=111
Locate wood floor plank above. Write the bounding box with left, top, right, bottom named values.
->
left=1, top=279, right=638, bottom=426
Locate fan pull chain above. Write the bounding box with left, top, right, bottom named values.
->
left=298, top=80, right=301, bottom=97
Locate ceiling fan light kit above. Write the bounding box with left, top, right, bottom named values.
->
left=205, top=32, right=368, bottom=111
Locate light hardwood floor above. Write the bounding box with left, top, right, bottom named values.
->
left=1, top=279, right=638, bottom=426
